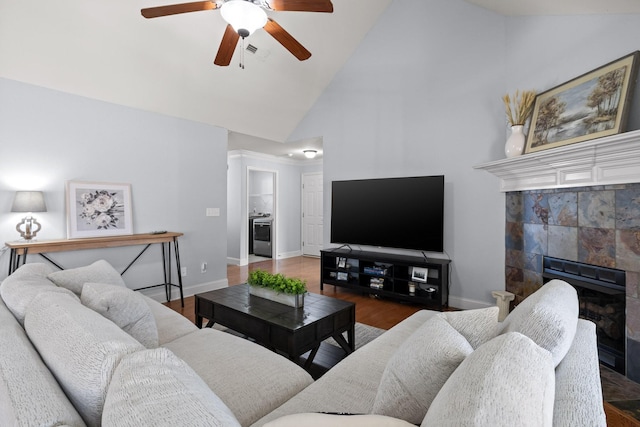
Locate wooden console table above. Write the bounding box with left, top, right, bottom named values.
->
left=6, top=232, right=184, bottom=306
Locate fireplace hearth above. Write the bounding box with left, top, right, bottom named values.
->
left=542, top=256, right=626, bottom=374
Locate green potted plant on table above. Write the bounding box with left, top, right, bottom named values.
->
left=247, top=269, right=307, bottom=308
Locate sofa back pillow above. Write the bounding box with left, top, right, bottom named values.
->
left=0, top=298, right=87, bottom=427
left=48, top=260, right=126, bottom=295
left=0, top=263, right=78, bottom=324
left=24, top=291, right=144, bottom=426
left=372, top=315, right=473, bottom=424
left=81, top=282, right=159, bottom=348
left=499, top=279, right=578, bottom=366
left=422, top=332, right=555, bottom=427
left=3, top=262, right=56, bottom=280
left=102, top=347, right=241, bottom=427
left=441, top=306, right=501, bottom=349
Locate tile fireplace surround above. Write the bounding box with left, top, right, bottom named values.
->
left=476, top=129, right=640, bottom=384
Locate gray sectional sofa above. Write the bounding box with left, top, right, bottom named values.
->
left=0, top=261, right=606, bottom=426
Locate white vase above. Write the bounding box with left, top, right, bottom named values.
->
left=505, top=125, right=526, bottom=158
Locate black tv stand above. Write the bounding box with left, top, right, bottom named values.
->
left=320, top=248, right=450, bottom=309
left=328, top=244, right=353, bottom=253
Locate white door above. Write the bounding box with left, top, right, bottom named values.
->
left=302, top=173, right=323, bottom=256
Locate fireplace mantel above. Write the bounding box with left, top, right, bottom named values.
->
left=474, top=129, right=640, bottom=192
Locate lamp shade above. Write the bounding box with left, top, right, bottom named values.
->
left=11, top=191, right=47, bottom=213
left=220, top=0, right=267, bottom=36
left=303, top=150, right=317, bottom=159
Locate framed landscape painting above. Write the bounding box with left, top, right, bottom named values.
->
left=66, top=181, right=133, bottom=239
left=525, top=51, right=639, bottom=154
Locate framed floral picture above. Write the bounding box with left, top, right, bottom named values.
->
left=525, top=51, right=639, bottom=154
left=66, top=181, right=133, bottom=239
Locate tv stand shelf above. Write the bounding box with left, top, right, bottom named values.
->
left=320, top=249, right=450, bottom=309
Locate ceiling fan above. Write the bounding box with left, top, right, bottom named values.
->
left=141, top=0, right=334, bottom=66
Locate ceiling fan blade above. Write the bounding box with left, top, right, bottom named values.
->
left=267, top=0, right=333, bottom=13
left=214, top=24, right=240, bottom=66
left=263, top=18, right=311, bottom=61
left=141, top=1, right=217, bottom=18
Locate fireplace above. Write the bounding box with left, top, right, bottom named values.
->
left=502, top=183, right=640, bottom=383
left=542, top=256, right=626, bottom=374
left=475, top=130, right=640, bottom=384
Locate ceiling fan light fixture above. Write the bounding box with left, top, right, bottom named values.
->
left=220, top=0, right=267, bottom=37
left=303, top=149, right=317, bottom=159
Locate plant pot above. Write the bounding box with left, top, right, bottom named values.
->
left=248, top=285, right=305, bottom=308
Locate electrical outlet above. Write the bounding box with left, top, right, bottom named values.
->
left=181, top=267, right=187, bottom=277
left=201, top=262, right=207, bottom=273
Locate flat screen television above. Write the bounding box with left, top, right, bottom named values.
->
left=330, top=175, right=444, bottom=252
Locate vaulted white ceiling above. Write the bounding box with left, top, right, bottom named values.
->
left=0, top=0, right=392, bottom=144
left=1, top=0, right=639, bottom=152
left=467, top=0, right=640, bottom=16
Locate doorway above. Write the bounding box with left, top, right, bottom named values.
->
left=302, top=172, right=323, bottom=256
left=247, top=168, right=277, bottom=264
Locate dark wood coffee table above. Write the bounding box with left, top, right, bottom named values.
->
left=195, top=284, right=356, bottom=369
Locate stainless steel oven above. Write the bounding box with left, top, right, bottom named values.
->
left=253, top=217, right=272, bottom=258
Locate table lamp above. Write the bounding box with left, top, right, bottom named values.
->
left=11, top=191, right=47, bottom=240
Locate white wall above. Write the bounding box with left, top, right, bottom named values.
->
left=290, top=0, right=508, bottom=308
left=505, top=14, right=640, bottom=132
left=0, top=78, right=229, bottom=300
left=290, top=0, right=640, bottom=308
left=226, top=154, right=243, bottom=262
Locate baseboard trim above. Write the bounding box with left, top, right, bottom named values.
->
left=140, top=278, right=229, bottom=303
left=276, top=250, right=302, bottom=259
left=449, top=295, right=493, bottom=310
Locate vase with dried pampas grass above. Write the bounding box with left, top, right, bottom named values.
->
left=503, top=90, right=536, bottom=126
left=502, top=90, right=536, bottom=157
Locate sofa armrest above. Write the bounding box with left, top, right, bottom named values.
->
left=553, top=319, right=607, bottom=427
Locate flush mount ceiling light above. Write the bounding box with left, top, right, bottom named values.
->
left=303, top=149, right=317, bottom=159
left=220, top=0, right=267, bottom=37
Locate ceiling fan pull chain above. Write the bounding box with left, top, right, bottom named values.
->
left=239, top=36, right=245, bottom=69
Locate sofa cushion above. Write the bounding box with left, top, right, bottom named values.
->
left=251, top=310, right=440, bottom=427
left=0, top=263, right=78, bottom=325
left=142, top=295, right=198, bottom=345
left=264, top=413, right=415, bottom=427
left=48, top=259, right=126, bottom=295
left=499, top=279, right=578, bottom=366
left=372, top=315, right=473, bottom=424
left=0, top=298, right=86, bottom=427
left=102, top=348, right=240, bottom=427
left=441, top=306, right=501, bottom=349
left=24, top=291, right=144, bottom=426
left=163, top=327, right=314, bottom=427
left=81, top=282, right=159, bottom=348
left=422, top=332, right=555, bottom=427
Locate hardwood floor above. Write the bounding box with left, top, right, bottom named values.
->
left=165, top=255, right=426, bottom=330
